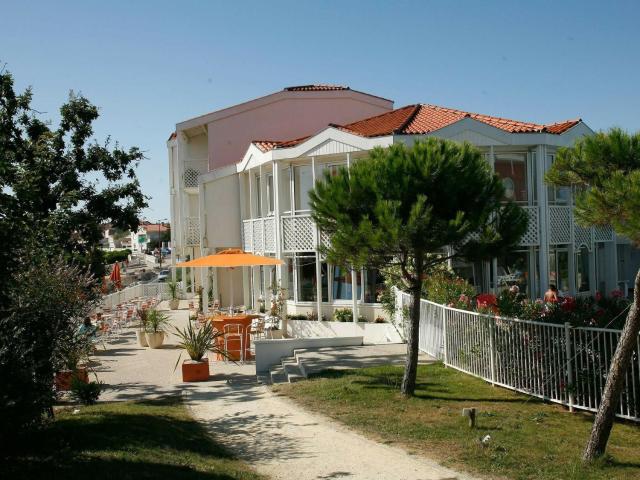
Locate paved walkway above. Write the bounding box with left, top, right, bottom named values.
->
left=95, top=303, right=479, bottom=480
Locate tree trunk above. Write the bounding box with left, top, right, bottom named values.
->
left=583, top=267, right=640, bottom=461
left=401, top=282, right=422, bottom=397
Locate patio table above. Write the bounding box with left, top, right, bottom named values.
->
left=208, top=313, right=259, bottom=361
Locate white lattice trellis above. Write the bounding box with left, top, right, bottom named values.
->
left=242, top=220, right=253, bottom=252
left=593, top=225, right=614, bottom=242
left=183, top=168, right=200, bottom=188
left=549, top=206, right=572, bottom=244
left=185, top=216, right=200, bottom=246
left=519, top=206, right=539, bottom=246
left=282, top=215, right=316, bottom=252
left=253, top=220, right=264, bottom=253
left=264, top=217, right=276, bottom=253
left=574, top=224, right=592, bottom=251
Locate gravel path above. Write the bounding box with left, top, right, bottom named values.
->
left=95, top=303, right=479, bottom=480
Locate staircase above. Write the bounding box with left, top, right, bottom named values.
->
left=260, top=344, right=418, bottom=385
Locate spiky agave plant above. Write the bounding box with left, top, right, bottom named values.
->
left=173, top=320, right=228, bottom=367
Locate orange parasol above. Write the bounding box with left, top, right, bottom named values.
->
left=176, top=249, right=283, bottom=312
left=109, top=262, right=122, bottom=290
left=176, top=248, right=283, bottom=268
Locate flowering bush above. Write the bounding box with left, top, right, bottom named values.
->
left=423, top=271, right=476, bottom=308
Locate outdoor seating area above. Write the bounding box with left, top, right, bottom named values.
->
left=92, top=294, right=162, bottom=342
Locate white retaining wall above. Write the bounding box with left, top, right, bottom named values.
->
left=254, top=336, right=364, bottom=373
left=287, top=320, right=404, bottom=344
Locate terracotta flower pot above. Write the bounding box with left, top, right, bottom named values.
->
left=145, top=332, right=165, bottom=349
left=55, top=367, right=89, bottom=391
left=136, top=330, right=148, bottom=347
left=169, top=299, right=180, bottom=310
left=181, top=358, right=210, bottom=382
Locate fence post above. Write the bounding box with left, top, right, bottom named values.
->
left=489, top=319, right=496, bottom=386
left=441, top=306, right=448, bottom=366
left=564, top=322, right=575, bottom=413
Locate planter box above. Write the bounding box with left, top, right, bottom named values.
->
left=169, top=299, right=180, bottom=310
left=287, top=320, right=404, bottom=344
left=181, top=359, right=210, bottom=382
left=55, top=368, right=89, bottom=391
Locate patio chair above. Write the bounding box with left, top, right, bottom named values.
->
left=223, top=323, right=245, bottom=364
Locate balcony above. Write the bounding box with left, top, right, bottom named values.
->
left=240, top=207, right=614, bottom=255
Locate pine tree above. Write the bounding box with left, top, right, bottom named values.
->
left=546, top=128, right=640, bottom=461
left=310, top=138, right=527, bottom=396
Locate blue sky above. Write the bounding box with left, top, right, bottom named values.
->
left=2, top=0, right=639, bottom=220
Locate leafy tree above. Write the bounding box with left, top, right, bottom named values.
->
left=546, top=128, right=640, bottom=461
left=310, top=138, right=527, bottom=396
left=0, top=69, right=147, bottom=287
left=0, top=69, right=147, bottom=439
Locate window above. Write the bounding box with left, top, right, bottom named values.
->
left=255, top=175, right=262, bottom=216
left=495, top=153, right=529, bottom=203
left=549, top=249, right=569, bottom=294
left=324, top=163, right=346, bottom=178
left=266, top=174, right=274, bottom=215
left=547, top=154, right=570, bottom=204
left=576, top=247, right=590, bottom=292
left=284, top=257, right=294, bottom=298
left=332, top=266, right=361, bottom=300
left=280, top=168, right=291, bottom=214
left=294, top=165, right=313, bottom=212
left=363, top=269, right=384, bottom=303
left=497, top=250, right=530, bottom=296
left=296, top=255, right=317, bottom=302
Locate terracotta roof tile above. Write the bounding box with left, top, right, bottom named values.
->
left=338, top=104, right=581, bottom=137
left=252, top=135, right=310, bottom=153
left=284, top=84, right=349, bottom=92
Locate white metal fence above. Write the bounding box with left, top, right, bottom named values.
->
left=396, top=290, right=640, bottom=422
left=102, top=282, right=170, bottom=309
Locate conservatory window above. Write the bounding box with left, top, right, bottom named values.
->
left=294, top=165, right=313, bottom=212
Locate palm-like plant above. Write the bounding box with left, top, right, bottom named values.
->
left=146, top=309, right=170, bottom=333
left=167, top=281, right=179, bottom=300
left=173, top=321, right=227, bottom=367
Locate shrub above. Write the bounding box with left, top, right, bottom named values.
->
left=70, top=378, right=102, bottom=405
left=103, top=249, right=131, bottom=265
left=375, top=316, right=387, bottom=323
left=334, top=308, right=353, bottom=322
left=424, top=270, right=476, bottom=306
left=286, top=314, right=308, bottom=320
left=306, top=311, right=327, bottom=321
left=0, top=255, right=99, bottom=442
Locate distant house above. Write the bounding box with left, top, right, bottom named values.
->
left=168, top=84, right=631, bottom=320
left=130, top=221, right=170, bottom=253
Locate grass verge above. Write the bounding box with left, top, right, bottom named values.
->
left=2, top=398, right=263, bottom=480
left=274, top=363, right=640, bottom=480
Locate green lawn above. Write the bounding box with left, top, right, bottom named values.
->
left=2, top=399, right=263, bottom=480
left=274, top=363, right=640, bottom=480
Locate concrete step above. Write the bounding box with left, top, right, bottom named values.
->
left=282, top=358, right=305, bottom=383
left=269, top=364, right=289, bottom=384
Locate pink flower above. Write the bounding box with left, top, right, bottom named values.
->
left=595, top=291, right=603, bottom=302
left=611, top=289, right=624, bottom=299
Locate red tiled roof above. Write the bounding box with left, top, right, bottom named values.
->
left=168, top=131, right=177, bottom=141
left=252, top=135, right=311, bottom=153
left=338, top=104, right=581, bottom=137
left=284, top=84, right=349, bottom=92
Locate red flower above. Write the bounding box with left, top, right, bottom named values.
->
left=476, top=293, right=498, bottom=313
left=561, top=296, right=576, bottom=312
left=595, top=291, right=603, bottom=302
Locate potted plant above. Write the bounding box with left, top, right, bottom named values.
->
left=173, top=320, right=227, bottom=382
left=167, top=281, right=180, bottom=310
left=136, top=308, right=149, bottom=347
left=268, top=283, right=287, bottom=338
left=55, top=332, right=92, bottom=391
left=145, top=309, right=170, bottom=348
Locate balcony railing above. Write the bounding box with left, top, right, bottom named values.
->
left=184, top=216, right=200, bottom=246
left=242, top=217, right=275, bottom=253
left=240, top=207, right=614, bottom=255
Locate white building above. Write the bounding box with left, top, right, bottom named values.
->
left=168, top=85, right=634, bottom=320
